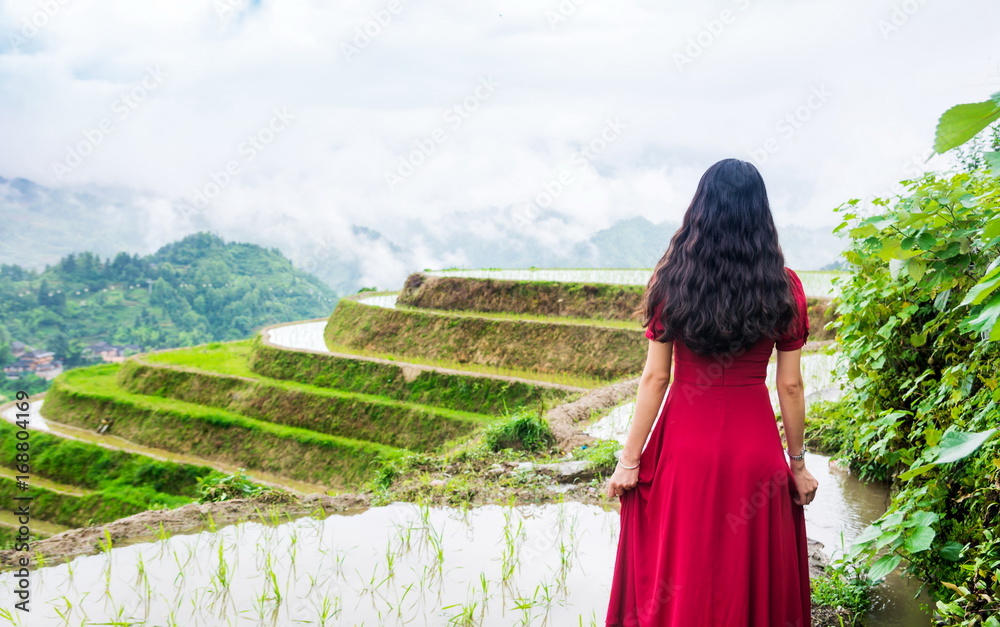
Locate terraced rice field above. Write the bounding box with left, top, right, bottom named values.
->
left=0, top=267, right=875, bottom=626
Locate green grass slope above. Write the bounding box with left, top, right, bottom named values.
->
left=122, top=349, right=493, bottom=453
left=42, top=364, right=404, bottom=489
left=324, top=299, right=646, bottom=382
left=0, top=419, right=214, bottom=498
left=249, top=337, right=577, bottom=413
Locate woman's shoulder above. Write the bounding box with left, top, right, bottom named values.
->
left=783, top=267, right=805, bottom=294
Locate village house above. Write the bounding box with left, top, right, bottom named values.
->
left=10, top=341, right=27, bottom=358
left=3, top=348, right=63, bottom=381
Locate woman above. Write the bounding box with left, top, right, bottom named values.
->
left=604, top=158, right=819, bottom=627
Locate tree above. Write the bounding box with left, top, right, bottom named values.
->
left=37, top=279, right=50, bottom=307
left=47, top=332, right=69, bottom=361
left=60, top=253, right=77, bottom=275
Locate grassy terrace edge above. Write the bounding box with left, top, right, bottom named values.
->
left=42, top=364, right=405, bottom=490
left=0, top=419, right=215, bottom=498
left=397, top=273, right=837, bottom=341
left=125, top=347, right=495, bottom=453
left=0, top=475, right=192, bottom=530
left=248, top=336, right=578, bottom=414
left=325, top=298, right=648, bottom=381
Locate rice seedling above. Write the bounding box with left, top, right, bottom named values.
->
left=0, top=607, right=18, bottom=626
left=384, top=538, right=397, bottom=578
left=444, top=600, right=479, bottom=625
left=49, top=595, right=73, bottom=624
left=314, top=593, right=341, bottom=626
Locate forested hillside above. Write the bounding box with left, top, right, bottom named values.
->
left=0, top=232, right=337, bottom=371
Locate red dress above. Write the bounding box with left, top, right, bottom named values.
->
left=606, top=268, right=812, bottom=627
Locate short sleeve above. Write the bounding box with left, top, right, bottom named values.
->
left=776, top=268, right=809, bottom=351
left=644, top=301, right=666, bottom=341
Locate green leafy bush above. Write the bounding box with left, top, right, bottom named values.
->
left=831, top=164, right=1000, bottom=624
left=196, top=468, right=291, bottom=503
left=481, top=410, right=555, bottom=453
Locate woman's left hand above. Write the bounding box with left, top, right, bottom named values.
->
left=605, top=464, right=639, bottom=499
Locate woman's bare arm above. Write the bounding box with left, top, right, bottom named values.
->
left=775, top=348, right=818, bottom=505
left=775, top=349, right=805, bottom=455
left=606, top=339, right=672, bottom=498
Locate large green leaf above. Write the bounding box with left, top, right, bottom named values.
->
left=899, top=463, right=935, bottom=480
left=906, top=511, right=939, bottom=528
left=933, top=92, right=1000, bottom=154
left=867, top=554, right=902, bottom=582
left=962, top=292, right=1000, bottom=339
left=854, top=524, right=883, bottom=545
left=985, top=216, right=1000, bottom=240
left=932, top=428, right=998, bottom=464
left=960, top=266, right=1000, bottom=306
left=904, top=526, right=936, bottom=553
left=939, top=541, right=964, bottom=562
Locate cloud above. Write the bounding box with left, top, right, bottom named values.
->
left=0, top=0, right=998, bottom=284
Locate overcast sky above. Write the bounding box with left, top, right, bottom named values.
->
left=1, top=0, right=998, bottom=269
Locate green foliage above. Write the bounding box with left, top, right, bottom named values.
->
left=0, top=476, right=191, bottom=529
left=577, top=439, right=620, bottom=474
left=804, top=400, right=860, bottom=460
left=0, top=419, right=213, bottom=496
left=481, top=409, right=555, bottom=453
left=44, top=363, right=406, bottom=489
left=369, top=452, right=434, bottom=492
left=810, top=555, right=875, bottom=626
left=325, top=297, right=646, bottom=383
left=0, top=232, right=336, bottom=365
left=933, top=92, right=1000, bottom=155
left=0, top=323, right=11, bottom=366
left=831, top=164, right=1000, bottom=624
left=195, top=468, right=287, bottom=503
left=249, top=336, right=574, bottom=415
left=0, top=373, right=50, bottom=403
left=119, top=357, right=489, bottom=453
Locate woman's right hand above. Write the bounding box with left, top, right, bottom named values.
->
left=605, top=463, right=639, bottom=499
left=789, top=462, right=818, bottom=506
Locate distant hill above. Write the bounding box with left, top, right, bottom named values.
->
left=0, top=232, right=337, bottom=367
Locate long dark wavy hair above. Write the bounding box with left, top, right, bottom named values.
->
left=640, top=158, right=797, bottom=356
